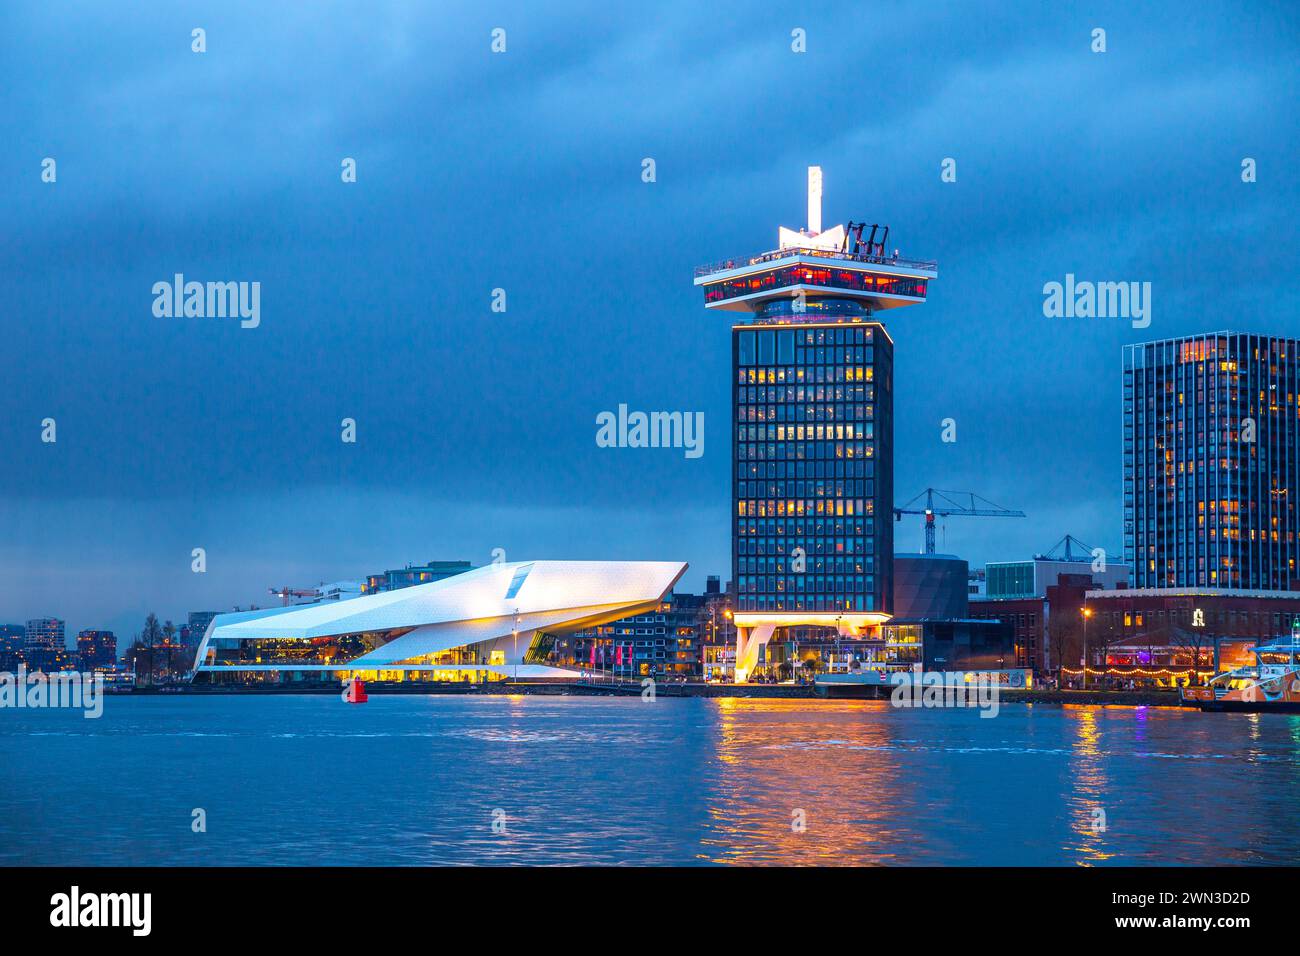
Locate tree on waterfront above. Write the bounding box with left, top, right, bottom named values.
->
left=1046, top=612, right=1083, bottom=676
left=126, top=613, right=165, bottom=687
left=125, top=633, right=149, bottom=686
left=1167, top=625, right=1212, bottom=685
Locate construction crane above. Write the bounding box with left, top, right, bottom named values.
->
left=894, top=488, right=1026, bottom=554
left=1037, top=534, right=1098, bottom=562
left=269, top=586, right=320, bottom=607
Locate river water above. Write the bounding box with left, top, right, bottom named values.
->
left=2, top=694, right=1296, bottom=865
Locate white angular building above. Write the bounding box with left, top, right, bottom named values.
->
left=191, top=559, right=686, bottom=685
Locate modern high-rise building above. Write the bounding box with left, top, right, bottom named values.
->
left=24, top=618, right=64, bottom=652
left=0, top=624, right=24, bottom=670
left=1123, top=332, right=1299, bottom=590
left=76, top=629, right=117, bottom=670
left=23, top=618, right=66, bottom=671
left=186, top=611, right=221, bottom=644
left=694, top=167, right=936, bottom=680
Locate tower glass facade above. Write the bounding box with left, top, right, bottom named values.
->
left=732, top=299, right=893, bottom=614
left=1123, top=332, right=1299, bottom=589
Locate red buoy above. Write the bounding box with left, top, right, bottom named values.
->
left=343, top=678, right=369, bottom=703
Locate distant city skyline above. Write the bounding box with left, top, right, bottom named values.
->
left=3, top=1, right=1296, bottom=640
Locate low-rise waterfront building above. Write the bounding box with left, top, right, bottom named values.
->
left=362, top=560, right=473, bottom=594
left=904, top=618, right=1018, bottom=672
left=191, top=560, right=686, bottom=685
left=0, top=624, right=24, bottom=671
left=985, top=554, right=1128, bottom=599
left=1083, top=586, right=1300, bottom=679
left=894, top=554, right=969, bottom=619
left=970, top=544, right=1131, bottom=671
left=555, top=597, right=697, bottom=679
left=550, top=576, right=739, bottom=681
left=966, top=596, right=1042, bottom=670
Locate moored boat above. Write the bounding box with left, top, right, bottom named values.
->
left=1182, top=636, right=1300, bottom=712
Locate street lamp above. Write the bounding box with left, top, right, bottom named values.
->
left=707, top=607, right=716, bottom=681
left=1081, top=607, right=1093, bottom=690
left=512, top=608, right=520, bottom=683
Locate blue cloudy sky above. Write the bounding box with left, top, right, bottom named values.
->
left=1, top=1, right=1297, bottom=641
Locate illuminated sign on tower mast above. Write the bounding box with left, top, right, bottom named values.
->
left=807, top=165, right=822, bottom=235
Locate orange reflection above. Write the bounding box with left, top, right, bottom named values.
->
left=1062, top=706, right=1115, bottom=864
left=700, top=697, right=912, bottom=865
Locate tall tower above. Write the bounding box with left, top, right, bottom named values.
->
left=1124, top=331, right=1299, bottom=590
left=694, top=168, right=937, bottom=681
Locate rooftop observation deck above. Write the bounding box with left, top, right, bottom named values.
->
left=694, top=244, right=938, bottom=279
left=693, top=243, right=938, bottom=313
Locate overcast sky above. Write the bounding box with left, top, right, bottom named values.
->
left=2, top=1, right=1297, bottom=642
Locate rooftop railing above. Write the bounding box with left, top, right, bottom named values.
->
left=695, top=245, right=938, bottom=278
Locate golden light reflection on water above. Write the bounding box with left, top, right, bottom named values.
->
left=678, top=698, right=1300, bottom=866
left=700, top=697, right=914, bottom=865
left=1062, top=706, right=1114, bottom=865
left=1241, top=713, right=1269, bottom=764
left=1288, top=716, right=1300, bottom=784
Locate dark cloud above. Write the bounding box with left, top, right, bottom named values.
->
left=1, top=1, right=1297, bottom=634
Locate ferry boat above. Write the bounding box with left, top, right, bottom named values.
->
left=1182, top=636, right=1300, bottom=712
left=815, top=665, right=1032, bottom=699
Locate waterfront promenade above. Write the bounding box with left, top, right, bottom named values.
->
left=133, top=680, right=1183, bottom=707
